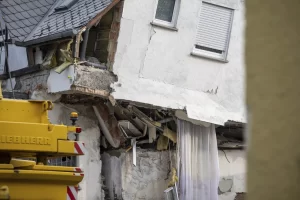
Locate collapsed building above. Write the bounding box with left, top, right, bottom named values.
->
left=0, top=0, right=246, bottom=199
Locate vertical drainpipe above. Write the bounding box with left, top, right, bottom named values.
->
left=80, top=28, right=90, bottom=61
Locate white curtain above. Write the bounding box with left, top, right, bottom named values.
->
left=177, top=119, right=219, bottom=200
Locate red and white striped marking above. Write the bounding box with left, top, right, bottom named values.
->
left=74, top=141, right=86, bottom=155
left=73, top=173, right=84, bottom=176
left=74, top=167, right=83, bottom=172
left=67, top=186, right=78, bottom=200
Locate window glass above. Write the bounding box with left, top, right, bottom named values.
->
left=155, top=0, right=176, bottom=22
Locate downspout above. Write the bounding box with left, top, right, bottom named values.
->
left=79, top=27, right=107, bottom=69
left=78, top=0, right=120, bottom=64
left=79, top=28, right=90, bottom=61
left=92, top=106, right=120, bottom=148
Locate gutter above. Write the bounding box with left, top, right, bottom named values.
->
left=15, top=29, right=77, bottom=47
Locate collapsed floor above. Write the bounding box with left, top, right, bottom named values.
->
left=59, top=94, right=246, bottom=200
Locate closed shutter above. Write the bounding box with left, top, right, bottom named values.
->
left=196, top=2, right=233, bottom=52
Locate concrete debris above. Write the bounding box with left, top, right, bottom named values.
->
left=118, top=120, right=143, bottom=138
left=217, top=135, right=245, bottom=149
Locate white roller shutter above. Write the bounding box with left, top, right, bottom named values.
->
left=196, top=2, right=233, bottom=52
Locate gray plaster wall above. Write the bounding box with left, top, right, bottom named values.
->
left=1, top=69, right=50, bottom=93
left=102, top=150, right=176, bottom=200
left=102, top=149, right=246, bottom=200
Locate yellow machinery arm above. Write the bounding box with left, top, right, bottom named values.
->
left=0, top=83, right=85, bottom=199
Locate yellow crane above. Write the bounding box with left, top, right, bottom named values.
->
left=0, top=82, right=85, bottom=199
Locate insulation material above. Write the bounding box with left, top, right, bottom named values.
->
left=42, top=44, right=57, bottom=69
left=163, top=127, right=177, bottom=143
left=177, top=119, right=219, bottom=200
left=157, top=135, right=169, bottom=150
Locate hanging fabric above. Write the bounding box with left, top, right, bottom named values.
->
left=177, top=119, right=219, bottom=200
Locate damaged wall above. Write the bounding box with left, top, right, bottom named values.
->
left=47, top=64, right=116, bottom=97
left=111, top=0, right=246, bottom=125
left=102, top=150, right=176, bottom=200
left=31, top=91, right=103, bottom=200
left=1, top=69, right=50, bottom=94
left=218, top=150, right=246, bottom=200
left=102, top=149, right=246, bottom=200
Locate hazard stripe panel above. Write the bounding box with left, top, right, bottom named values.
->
left=67, top=186, right=78, bottom=200
left=57, top=141, right=86, bottom=155
left=74, top=142, right=86, bottom=155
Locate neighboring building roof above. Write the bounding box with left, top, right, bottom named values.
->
left=0, top=0, right=57, bottom=41
left=0, top=0, right=114, bottom=44
left=27, top=0, right=113, bottom=42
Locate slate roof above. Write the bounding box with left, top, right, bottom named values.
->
left=0, top=0, right=114, bottom=43
left=28, top=0, right=113, bottom=41
left=0, top=0, right=57, bottom=41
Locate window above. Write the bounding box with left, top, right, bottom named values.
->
left=192, top=2, right=234, bottom=61
left=153, top=0, right=180, bottom=29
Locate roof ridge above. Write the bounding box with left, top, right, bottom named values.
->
left=24, top=0, right=62, bottom=42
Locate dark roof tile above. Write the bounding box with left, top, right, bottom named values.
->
left=0, top=0, right=58, bottom=41
left=21, top=19, right=32, bottom=27
left=40, top=7, right=49, bottom=13
left=7, top=6, right=17, bottom=14
left=16, top=28, right=27, bottom=36
left=0, top=1, right=10, bottom=7
left=32, top=1, right=44, bottom=8
left=8, top=22, right=18, bottom=29
left=27, top=18, right=38, bottom=24
left=20, top=11, right=31, bottom=18
left=33, top=8, right=43, bottom=16
left=6, top=14, right=18, bottom=21
left=27, top=10, right=38, bottom=17
left=13, top=5, right=24, bottom=12
left=25, top=2, right=35, bottom=9
left=39, top=0, right=50, bottom=6
left=6, top=1, right=17, bottom=6
left=1, top=0, right=115, bottom=42
left=15, top=21, right=26, bottom=28
left=10, top=29, right=21, bottom=37
left=20, top=3, right=31, bottom=11
left=15, top=13, right=25, bottom=20
left=23, top=27, right=32, bottom=33
left=14, top=0, right=24, bottom=5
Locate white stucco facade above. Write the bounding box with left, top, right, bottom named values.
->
left=112, top=0, right=246, bottom=125
left=0, top=44, right=28, bottom=75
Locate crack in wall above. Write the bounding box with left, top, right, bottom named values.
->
left=138, top=26, right=156, bottom=78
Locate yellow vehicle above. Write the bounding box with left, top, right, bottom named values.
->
left=0, top=84, right=85, bottom=200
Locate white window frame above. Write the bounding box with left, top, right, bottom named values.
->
left=152, top=0, right=180, bottom=29
left=192, top=2, right=234, bottom=62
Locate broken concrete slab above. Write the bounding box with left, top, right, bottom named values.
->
left=47, top=64, right=117, bottom=97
